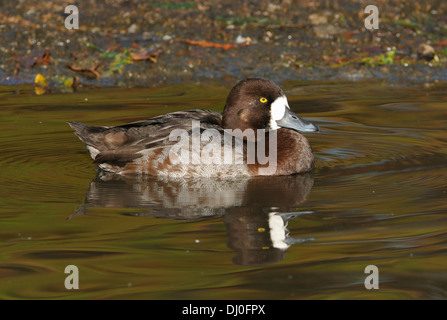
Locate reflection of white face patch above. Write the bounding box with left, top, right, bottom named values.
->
left=268, top=212, right=289, bottom=250
left=269, top=96, right=289, bottom=130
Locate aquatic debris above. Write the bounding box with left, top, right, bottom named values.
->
left=14, top=51, right=52, bottom=69
left=34, top=73, right=48, bottom=95
left=102, top=51, right=132, bottom=77
left=84, top=41, right=119, bottom=59
left=360, top=49, right=395, bottom=67
left=53, top=75, right=79, bottom=92
left=130, top=49, right=159, bottom=63
left=82, top=41, right=159, bottom=77
left=177, top=39, right=240, bottom=50
left=67, top=64, right=101, bottom=79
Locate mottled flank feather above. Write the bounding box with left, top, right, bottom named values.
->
left=68, top=110, right=237, bottom=176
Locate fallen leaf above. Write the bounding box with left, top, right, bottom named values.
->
left=35, top=73, right=48, bottom=86
left=64, top=77, right=74, bottom=87
left=177, top=39, right=238, bottom=50
left=104, top=52, right=133, bottom=76
left=14, top=51, right=52, bottom=69
left=130, top=50, right=159, bottom=62
left=34, top=73, right=48, bottom=95
left=67, top=64, right=101, bottom=79
left=435, top=39, right=447, bottom=47
left=106, top=44, right=121, bottom=52
left=38, top=52, right=52, bottom=64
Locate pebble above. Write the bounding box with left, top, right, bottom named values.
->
left=127, top=23, right=138, bottom=34
left=417, top=44, right=435, bottom=61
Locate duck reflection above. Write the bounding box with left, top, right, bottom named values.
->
left=71, top=172, right=315, bottom=266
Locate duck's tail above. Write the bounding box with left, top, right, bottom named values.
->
left=68, top=121, right=142, bottom=167
left=68, top=121, right=107, bottom=145
left=68, top=121, right=109, bottom=160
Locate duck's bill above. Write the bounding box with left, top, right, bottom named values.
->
left=277, top=107, right=319, bottom=133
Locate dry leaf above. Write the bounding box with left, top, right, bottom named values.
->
left=177, top=39, right=238, bottom=50
left=34, top=73, right=48, bottom=95
left=67, top=64, right=101, bottom=79
left=15, top=51, right=52, bottom=69
left=130, top=50, right=159, bottom=62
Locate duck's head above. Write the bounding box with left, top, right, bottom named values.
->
left=222, top=78, right=319, bottom=133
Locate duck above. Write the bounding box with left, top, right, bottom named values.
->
left=68, top=78, right=319, bottom=177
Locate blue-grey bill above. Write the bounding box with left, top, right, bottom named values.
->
left=277, top=108, right=319, bottom=133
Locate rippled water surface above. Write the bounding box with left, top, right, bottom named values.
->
left=1, top=82, right=447, bottom=299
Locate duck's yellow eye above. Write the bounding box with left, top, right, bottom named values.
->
left=260, top=97, right=268, bottom=103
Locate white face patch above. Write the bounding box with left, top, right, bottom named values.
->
left=269, top=96, right=289, bottom=130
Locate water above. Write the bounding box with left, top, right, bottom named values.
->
left=1, top=81, right=446, bottom=299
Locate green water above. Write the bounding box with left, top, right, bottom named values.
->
left=1, top=82, right=446, bottom=299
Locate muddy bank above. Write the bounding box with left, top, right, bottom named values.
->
left=1, top=0, right=447, bottom=91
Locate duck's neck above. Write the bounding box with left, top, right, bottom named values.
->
left=247, top=129, right=314, bottom=176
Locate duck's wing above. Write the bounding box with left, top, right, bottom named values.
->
left=116, top=109, right=222, bottom=146
left=68, top=109, right=222, bottom=165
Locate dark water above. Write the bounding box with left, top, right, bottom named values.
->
left=1, top=81, right=447, bottom=299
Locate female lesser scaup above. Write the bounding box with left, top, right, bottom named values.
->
left=69, top=78, right=319, bottom=177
